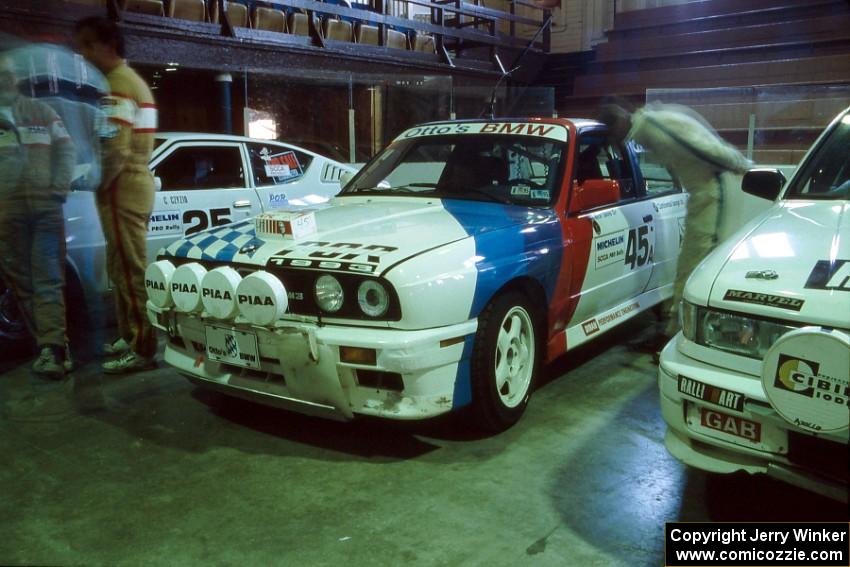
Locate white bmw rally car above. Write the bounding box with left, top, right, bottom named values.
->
left=659, top=107, right=850, bottom=501
left=145, top=118, right=687, bottom=430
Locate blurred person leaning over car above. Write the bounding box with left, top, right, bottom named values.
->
left=598, top=100, right=752, bottom=344
left=74, top=17, right=158, bottom=374
left=0, top=53, right=77, bottom=420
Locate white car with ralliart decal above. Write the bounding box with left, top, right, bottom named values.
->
left=659, top=107, right=850, bottom=501
left=145, top=118, right=687, bottom=431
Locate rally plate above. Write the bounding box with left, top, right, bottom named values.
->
left=205, top=325, right=261, bottom=369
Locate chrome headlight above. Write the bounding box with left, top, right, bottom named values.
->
left=357, top=280, right=389, bottom=317
left=696, top=307, right=795, bottom=358
left=315, top=274, right=344, bottom=313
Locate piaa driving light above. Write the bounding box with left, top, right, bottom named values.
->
left=236, top=271, right=288, bottom=326
left=315, top=274, right=344, bottom=313
left=357, top=280, right=389, bottom=317
left=145, top=260, right=175, bottom=308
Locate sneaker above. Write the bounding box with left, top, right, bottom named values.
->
left=64, top=343, right=75, bottom=373
left=102, top=337, right=131, bottom=357
left=102, top=351, right=156, bottom=375
left=31, top=347, right=65, bottom=379
left=4, top=389, right=73, bottom=422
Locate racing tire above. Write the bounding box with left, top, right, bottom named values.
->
left=470, top=292, right=540, bottom=432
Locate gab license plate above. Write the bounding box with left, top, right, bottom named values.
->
left=204, top=326, right=260, bottom=369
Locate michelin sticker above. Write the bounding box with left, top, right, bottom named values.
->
left=594, top=230, right=626, bottom=268
left=149, top=210, right=182, bottom=235
left=761, top=328, right=850, bottom=433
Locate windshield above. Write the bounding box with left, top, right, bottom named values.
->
left=786, top=113, right=850, bottom=200
left=342, top=134, right=566, bottom=206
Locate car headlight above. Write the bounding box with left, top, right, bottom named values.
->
left=315, top=274, right=344, bottom=313
left=357, top=280, right=389, bottom=317
left=694, top=307, right=795, bottom=358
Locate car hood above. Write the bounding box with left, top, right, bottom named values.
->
left=161, top=196, right=539, bottom=275
left=692, top=201, right=850, bottom=327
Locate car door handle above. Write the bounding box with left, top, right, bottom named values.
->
left=643, top=214, right=653, bottom=223
left=233, top=200, right=252, bottom=208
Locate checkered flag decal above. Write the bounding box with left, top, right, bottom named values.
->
left=225, top=334, right=238, bottom=357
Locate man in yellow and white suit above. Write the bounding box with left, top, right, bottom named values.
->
left=600, top=101, right=752, bottom=338
left=75, top=17, right=158, bottom=374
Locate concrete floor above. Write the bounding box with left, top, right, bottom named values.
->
left=2, top=314, right=846, bottom=566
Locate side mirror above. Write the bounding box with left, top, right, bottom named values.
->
left=572, top=179, right=621, bottom=212
left=339, top=171, right=354, bottom=189
left=742, top=168, right=785, bottom=201
left=154, top=176, right=163, bottom=191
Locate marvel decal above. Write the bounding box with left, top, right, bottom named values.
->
left=723, top=289, right=804, bottom=311
left=804, top=259, right=850, bottom=291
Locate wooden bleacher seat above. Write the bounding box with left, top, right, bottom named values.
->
left=223, top=2, right=248, bottom=27
left=253, top=6, right=286, bottom=32
left=122, top=0, right=164, bottom=16
left=323, top=18, right=353, bottom=42
left=386, top=28, right=407, bottom=49
left=413, top=32, right=435, bottom=53
left=287, top=12, right=311, bottom=36
left=167, top=0, right=205, bottom=21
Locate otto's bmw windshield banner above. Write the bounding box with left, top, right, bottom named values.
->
left=665, top=522, right=849, bottom=566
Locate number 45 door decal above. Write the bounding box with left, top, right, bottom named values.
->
left=624, top=224, right=653, bottom=269
left=184, top=207, right=232, bottom=236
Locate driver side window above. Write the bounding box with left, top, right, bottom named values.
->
left=575, top=135, right=635, bottom=200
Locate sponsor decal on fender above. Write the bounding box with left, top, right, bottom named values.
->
left=581, top=302, right=640, bottom=336
left=804, top=259, right=850, bottom=291
left=581, top=319, right=599, bottom=336
left=723, top=289, right=804, bottom=311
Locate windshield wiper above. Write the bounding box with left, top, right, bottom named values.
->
left=445, top=187, right=513, bottom=205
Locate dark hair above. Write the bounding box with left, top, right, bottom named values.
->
left=74, top=16, right=125, bottom=58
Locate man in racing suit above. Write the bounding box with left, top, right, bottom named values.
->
left=75, top=17, right=158, bottom=374
left=600, top=101, right=752, bottom=338
left=0, top=55, right=76, bottom=381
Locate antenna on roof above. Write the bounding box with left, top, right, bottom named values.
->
left=479, top=14, right=553, bottom=120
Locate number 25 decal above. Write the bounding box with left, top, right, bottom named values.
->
left=625, top=224, right=652, bottom=269
left=183, top=207, right=232, bottom=235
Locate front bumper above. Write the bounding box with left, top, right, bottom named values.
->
left=658, top=335, right=849, bottom=502
left=148, top=302, right=476, bottom=421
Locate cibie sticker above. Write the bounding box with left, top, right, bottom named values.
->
left=530, top=189, right=549, bottom=200
left=761, top=327, right=850, bottom=433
